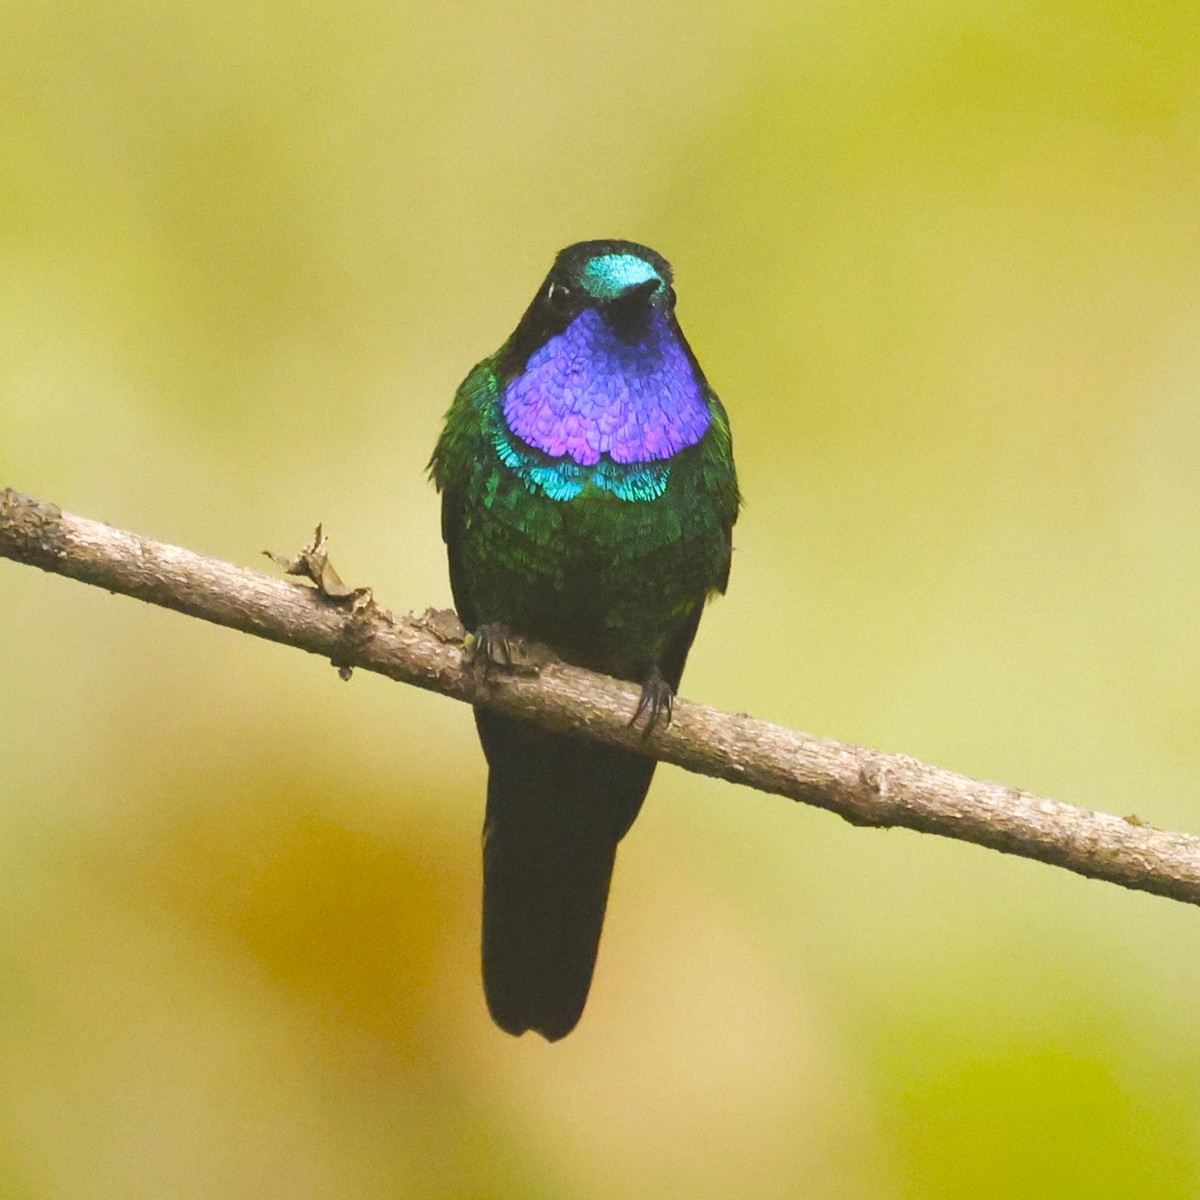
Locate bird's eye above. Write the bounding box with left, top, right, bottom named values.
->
left=546, top=281, right=572, bottom=312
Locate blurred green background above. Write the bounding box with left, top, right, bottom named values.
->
left=3, top=1, right=1200, bottom=1195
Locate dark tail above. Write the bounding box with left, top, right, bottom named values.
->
left=476, top=710, right=655, bottom=1041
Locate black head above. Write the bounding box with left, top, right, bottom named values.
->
left=499, top=240, right=679, bottom=375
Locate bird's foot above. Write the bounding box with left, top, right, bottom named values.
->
left=630, top=666, right=674, bottom=736
left=464, top=623, right=554, bottom=679
left=465, top=621, right=517, bottom=675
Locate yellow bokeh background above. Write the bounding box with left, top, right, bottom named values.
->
left=3, top=1, right=1200, bottom=1195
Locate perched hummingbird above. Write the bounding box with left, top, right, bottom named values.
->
left=430, top=240, right=739, bottom=1040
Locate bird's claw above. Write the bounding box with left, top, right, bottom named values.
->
left=630, top=666, right=674, bottom=735
left=465, top=622, right=516, bottom=676
left=463, top=623, right=553, bottom=679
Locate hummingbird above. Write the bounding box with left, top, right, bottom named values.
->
left=430, top=240, right=739, bottom=1040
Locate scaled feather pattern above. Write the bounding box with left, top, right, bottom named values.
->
left=502, top=308, right=711, bottom=465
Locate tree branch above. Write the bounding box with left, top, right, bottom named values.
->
left=3, top=485, right=1198, bottom=905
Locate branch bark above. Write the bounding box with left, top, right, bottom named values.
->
left=3, top=485, right=1198, bottom=905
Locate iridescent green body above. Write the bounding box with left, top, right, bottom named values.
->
left=433, top=360, right=737, bottom=679
left=430, top=241, right=738, bottom=1040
